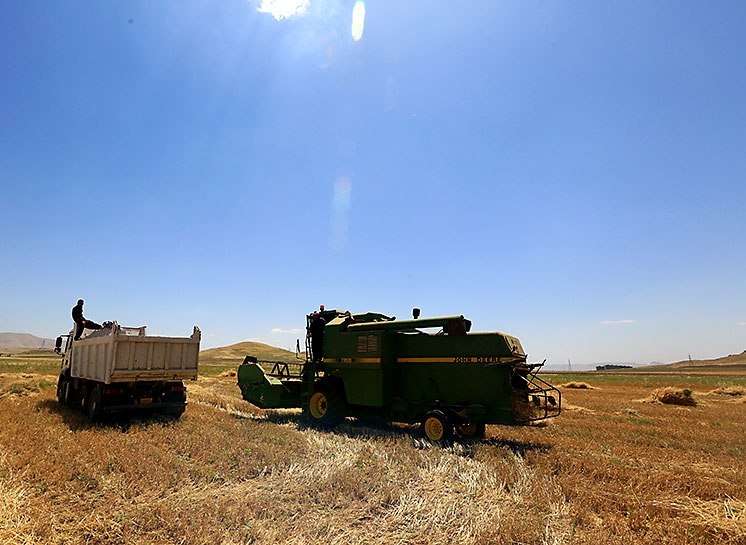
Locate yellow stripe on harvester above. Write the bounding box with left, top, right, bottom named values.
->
left=324, top=358, right=381, bottom=364
left=397, top=356, right=516, bottom=364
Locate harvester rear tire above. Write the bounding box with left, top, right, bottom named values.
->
left=422, top=411, right=453, bottom=443
left=305, top=381, right=345, bottom=429
left=456, top=421, right=486, bottom=438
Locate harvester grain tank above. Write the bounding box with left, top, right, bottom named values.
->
left=238, top=308, right=560, bottom=441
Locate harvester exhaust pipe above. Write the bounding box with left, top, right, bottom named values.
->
left=413, top=308, right=420, bottom=319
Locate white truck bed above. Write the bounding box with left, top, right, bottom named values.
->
left=68, top=324, right=200, bottom=383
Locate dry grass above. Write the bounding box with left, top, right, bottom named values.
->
left=708, top=386, right=745, bottom=397
left=562, top=403, right=597, bottom=415
left=560, top=382, right=595, bottom=390
left=648, top=387, right=698, bottom=406
left=1, top=370, right=745, bottom=544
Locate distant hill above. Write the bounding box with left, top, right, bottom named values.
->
left=0, top=333, right=55, bottom=350
left=200, top=341, right=300, bottom=364
left=663, top=350, right=746, bottom=369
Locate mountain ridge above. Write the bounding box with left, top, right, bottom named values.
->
left=0, top=332, right=55, bottom=350
left=199, top=341, right=299, bottom=363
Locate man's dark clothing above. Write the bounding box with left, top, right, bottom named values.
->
left=72, top=303, right=85, bottom=340
left=72, top=303, right=101, bottom=340
left=72, top=304, right=84, bottom=324
left=309, top=316, right=326, bottom=362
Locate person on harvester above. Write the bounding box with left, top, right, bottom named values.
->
left=307, top=311, right=326, bottom=362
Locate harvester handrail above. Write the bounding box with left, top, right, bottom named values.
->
left=516, top=372, right=561, bottom=423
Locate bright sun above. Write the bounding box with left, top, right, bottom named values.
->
left=256, top=0, right=309, bottom=21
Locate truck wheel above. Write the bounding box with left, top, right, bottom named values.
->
left=87, top=387, right=102, bottom=423
left=61, top=379, right=74, bottom=405
left=163, top=406, right=186, bottom=419
left=422, top=411, right=453, bottom=442
left=306, top=382, right=345, bottom=429
left=78, top=386, right=89, bottom=413
left=456, top=421, right=486, bottom=438
left=56, top=374, right=66, bottom=404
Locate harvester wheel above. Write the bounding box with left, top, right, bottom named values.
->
left=422, top=411, right=453, bottom=443
left=456, top=421, right=486, bottom=438
left=306, top=381, right=345, bottom=429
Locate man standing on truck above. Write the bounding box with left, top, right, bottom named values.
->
left=307, top=311, right=326, bottom=362
left=72, top=299, right=102, bottom=340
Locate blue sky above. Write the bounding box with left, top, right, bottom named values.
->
left=2, top=0, right=744, bottom=369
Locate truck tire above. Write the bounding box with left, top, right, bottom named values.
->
left=56, top=374, right=66, bottom=404
left=163, top=406, right=186, bottom=419
left=422, top=410, right=453, bottom=442
left=305, top=381, right=345, bottom=429
left=78, top=385, right=89, bottom=414
left=61, top=379, right=74, bottom=405
left=87, top=387, right=102, bottom=423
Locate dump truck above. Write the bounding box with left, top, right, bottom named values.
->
left=55, top=322, right=201, bottom=422
left=238, top=308, right=560, bottom=441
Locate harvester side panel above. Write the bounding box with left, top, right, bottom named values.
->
left=394, top=332, right=525, bottom=360
left=332, top=362, right=384, bottom=406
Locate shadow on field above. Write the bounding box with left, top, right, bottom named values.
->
left=249, top=410, right=551, bottom=457
left=38, top=399, right=183, bottom=432
left=480, top=437, right=552, bottom=456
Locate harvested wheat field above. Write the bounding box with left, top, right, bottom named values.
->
left=1, top=362, right=745, bottom=545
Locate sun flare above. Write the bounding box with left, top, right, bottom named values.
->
left=257, top=0, right=309, bottom=21
left=351, top=0, right=365, bottom=41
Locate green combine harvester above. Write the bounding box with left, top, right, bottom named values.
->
left=237, top=308, right=560, bottom=441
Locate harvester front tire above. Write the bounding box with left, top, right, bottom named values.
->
left=422, top=411, right=453, bottom=443
left=306, top=382, right=345, bottom=429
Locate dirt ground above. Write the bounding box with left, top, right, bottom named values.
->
left=0, top=368, right=744, bottom=544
